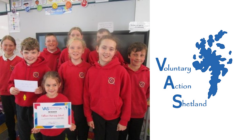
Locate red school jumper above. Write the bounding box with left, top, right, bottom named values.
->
left=58, top=60, right=91, bottom=105
left=8, top=57, right=51, bottom=107
left=40, top=48, right=61, bottom=71
left=88, top=50, right=125, bottom=65
left=58, top=47, right=90, bottom=68
left=0, top=55, right=22, bottom=95
left=84, top=57, right=131, bottom=126
left=125, top=64, right=150, bottom=118
left=36, top=93, right=75, bottom=136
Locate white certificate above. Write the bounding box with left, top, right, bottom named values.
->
left=14, top=79, right=38, bottom=92
left=33, top=102, right=72, bottom=129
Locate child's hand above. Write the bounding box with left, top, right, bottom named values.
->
left=88, top=121, right=95, bottom=129
left=31, top=128, right=40, bottom=134
left=10, top=87, right=20, bottom=95
left=70, top=123, right=76, bottom=131
left=35, top=87, right=43, bottom=94
left=117, top=123, right=127, bottom=131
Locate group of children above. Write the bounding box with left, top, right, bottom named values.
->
left=0, top=27, right=150, bottom=140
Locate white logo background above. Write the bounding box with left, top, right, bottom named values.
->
left=151, top=1, right=240, bottom=140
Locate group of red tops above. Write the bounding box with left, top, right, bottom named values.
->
left=0, top=46, right=150, bottom=137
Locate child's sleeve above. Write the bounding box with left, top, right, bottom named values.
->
left=146, top=70, right=150, bottom=99
left=71, top=109, right=75, bottom=124
left=119, top=69, right=131, bottom=126
left=63, top=96, right=75, bottom=124
left=83, top=72, right=92, bottom=122
left=88, top=52, right=94, bottom=65
left=146, top=86, right=150, bottom=99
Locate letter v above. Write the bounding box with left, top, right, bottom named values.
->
left=156, top=57, right=166, bottom=71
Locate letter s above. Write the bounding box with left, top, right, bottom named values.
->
left=173, top=94, right=182, bottom=108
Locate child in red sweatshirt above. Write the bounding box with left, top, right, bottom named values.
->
left=119, top=42, right=150, bottom=140
left=9, top=37, right=51, bottom=140
left=0, top=35, right=22, bottom=140
left=84, top=35, right=131, bottom=140
left=40, top=33, right=61, bottom=71
left=31, top=71, right=76, bottom=140
left=58, top=27, right=90, bottom=68
left=59, top=38, right=91, bottom=140
left=88, top=28, right=125, bottom=65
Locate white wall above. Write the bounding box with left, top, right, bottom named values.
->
left=10, top=1, right=136, bottom=40
left=8, top=0, right=136, bottom=57
left=0, top=0, right=9, bottom=4
left=2, top=0, right=151, bottom=62
left=0, top=1, right=7, bottom=12
left=135, top=0, right=150, bottom=22
left=0, top=14, right=9, bottom=56
left=135, top=0, right=150, bottom=67
left=0, top=14, right=8, bottom=38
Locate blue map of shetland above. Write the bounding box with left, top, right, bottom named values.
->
left=192, top=30, right=232, bottom=99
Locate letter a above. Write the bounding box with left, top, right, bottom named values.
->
left=164, top=75, right=174, bottom=89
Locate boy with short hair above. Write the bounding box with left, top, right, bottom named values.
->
left=88, top=28, right=125, bottom=64
left=40, top=33, right=61, bottom=71
left=119, top=42, right=150, bottom=140
left=8, top=37, right=50, bottom=140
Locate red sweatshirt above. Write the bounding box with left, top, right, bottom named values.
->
left=36, top=93, right=75, bottom=136
left=88, top=50, right=125, bottom=65
left=8, top=57, right=51, bottom=107
left=125, top=64, right=150, bottom=118
left=58, top=47, right=90, bottom=68
left=0, top=55, right=22, bottom=95
left=58, top=60, right=91, bottom=105
left=40, top=48, right=61, bottom=71
left=84, top=57, right=131, bottom=126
